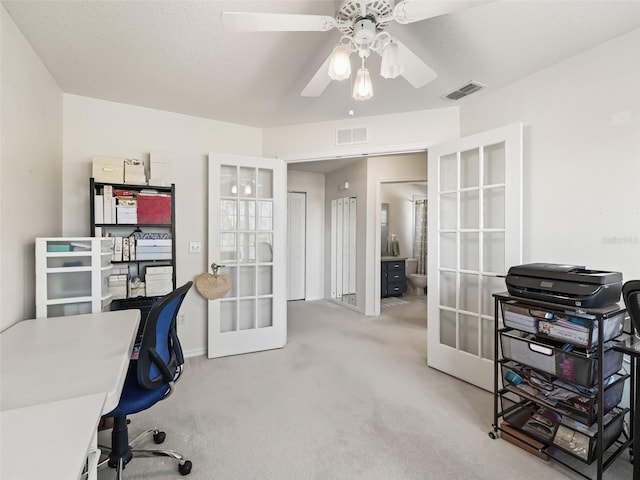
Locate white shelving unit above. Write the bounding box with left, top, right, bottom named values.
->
left=35, top=237, right=113, bottom=318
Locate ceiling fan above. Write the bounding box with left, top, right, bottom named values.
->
left=221, top=0, right=485, bottom=100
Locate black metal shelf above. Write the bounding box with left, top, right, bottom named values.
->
left=491, top=292, right=631, bottom=480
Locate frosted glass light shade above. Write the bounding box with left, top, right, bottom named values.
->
left=328, top=45, right=351, bottom=81
left=380, top=42, right=403, bottom=79
left=352, top=67, right=373, bottom=101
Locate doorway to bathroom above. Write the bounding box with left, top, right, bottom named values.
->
left=378, top=179, right=428, bottom=319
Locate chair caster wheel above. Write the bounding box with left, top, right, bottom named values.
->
left=179, top=460, right=192, bottom=475
left=488, top=431, right=497, bottom=439
left=153, top=431, right=166, bottom=444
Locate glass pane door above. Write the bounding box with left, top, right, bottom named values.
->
left=427, top=124, right=522, bottom=391
left=208, top=154, right=286, bottom=358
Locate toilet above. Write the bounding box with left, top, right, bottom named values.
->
left=405, top=259, right=427, bottom=296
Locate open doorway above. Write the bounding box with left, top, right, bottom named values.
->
left=286, top=151, right=427, bottom=317
left=379, top=180, right=427, bottom=318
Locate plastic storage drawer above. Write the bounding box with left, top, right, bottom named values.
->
left=500, top=330, right=624, bottom=387
left=501, top=302, right=625, bottom=349
left=501, top=361, right=627, bottom=425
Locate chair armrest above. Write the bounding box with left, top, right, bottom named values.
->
left=149, top=348, right=175, bottom=384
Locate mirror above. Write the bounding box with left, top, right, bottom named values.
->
left=330, top=197, right=356, bottom=306
left=381, top=203, right=389, bottom=255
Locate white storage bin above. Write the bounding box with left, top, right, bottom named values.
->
left=92, top=156, right=124, bottom=183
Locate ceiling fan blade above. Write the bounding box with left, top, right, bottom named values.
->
left=393, top=0, right=488, bottom=24
left=221, top=12, right=336, bottom=32
left=395, top=40, right=437, bottom=88
left=301, top=55, right=333, bottom=97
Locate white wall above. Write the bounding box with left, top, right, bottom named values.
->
left=461, top=28, right=640, bottom=282
left=1, top=6, right=63, bottom=331
left=62, top=94, right=263, bottom=356
left=286, top=169, right=325, bottom=300
left=263, top=108, right=459, bottom=160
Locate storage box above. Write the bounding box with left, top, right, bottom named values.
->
left=93, top=156, right=125, bottom=183
left=137, top=193, right=171, bottom=224
left=124, top=159, right=146, bottom=185
left=552, top=408, right=628, bottom=463
left=501, top=361, right=627, bottom=425
left=149, top=151, right=171, bottom=186
left=500, top=330, right=624, bottom=387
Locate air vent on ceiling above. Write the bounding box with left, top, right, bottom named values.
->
left=336, top=127, right=368, bottom=146
left=444, top=81, right=486, bottom=101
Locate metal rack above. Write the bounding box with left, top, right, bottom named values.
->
left=490, top=292, right=632, bottom=480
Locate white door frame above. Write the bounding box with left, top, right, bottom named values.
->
left=373, top=175, right=428, bottom=316
left=287, top=191, right=306, bottom=301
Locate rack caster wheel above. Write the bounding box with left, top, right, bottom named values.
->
left=179, top=460, right=192, bottom=475
left=153, top=431, right=166, bottom=444
left=488, top=431, right=497, bottom=439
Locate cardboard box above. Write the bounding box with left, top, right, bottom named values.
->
left=93, top=156, right=125, bottom=183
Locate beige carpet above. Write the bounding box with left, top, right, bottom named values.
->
left=97, top=296, right=632, bottom=479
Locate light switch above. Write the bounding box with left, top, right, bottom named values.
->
left=189, top=242, right=201, bottom=253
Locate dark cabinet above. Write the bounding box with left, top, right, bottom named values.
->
left=381, top=259, right=406, bottom=298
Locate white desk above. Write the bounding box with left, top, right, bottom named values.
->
left=0, top=309, right=140, bottom=480
left=0, top=393, right=106, bottom=480
left=0, top=309, right=140, bottom=414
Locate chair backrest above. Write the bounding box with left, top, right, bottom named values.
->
left=137, top=281, right=193, bottom=390
left=623, top=280, right=640, bottom=335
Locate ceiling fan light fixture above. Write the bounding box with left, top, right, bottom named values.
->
left=380, top=41, right=403, bottom=79
left=352, top=66, right=373, bottom=101
left=328, top=44, right=351, bottom=81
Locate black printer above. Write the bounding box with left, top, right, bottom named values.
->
left=505, top=263, right=622, bottom=308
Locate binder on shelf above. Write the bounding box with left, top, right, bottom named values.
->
left=122, top=237, right=130, bottom=261
left=94, top=194, right=104, bottom=223
left=113, top=237, right=123, bottom=262
left=103, top=185, right=113, bottom=224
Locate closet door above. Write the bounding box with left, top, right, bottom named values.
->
left=427, top=123, right=523, bottom=391
left=207, top=153, right=287, bottom=358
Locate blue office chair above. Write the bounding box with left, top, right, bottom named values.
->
left=100, top=281, right=193, bottom=478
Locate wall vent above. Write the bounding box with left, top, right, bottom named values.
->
left=336, top=127, right=368, bottom=146
left=444, top=81, right=486, bottom=101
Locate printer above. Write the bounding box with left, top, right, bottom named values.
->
left=505, top=263, right=622, bottom=308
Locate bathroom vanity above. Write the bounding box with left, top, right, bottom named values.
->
left=381, top=257, right=407, bottom=298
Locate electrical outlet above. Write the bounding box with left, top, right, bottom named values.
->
left=189, top=241, right=201, bottom=253
left=178, top=313, right=186, bottom=325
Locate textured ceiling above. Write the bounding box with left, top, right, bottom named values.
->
left=3, top=0, right=640, bottom=128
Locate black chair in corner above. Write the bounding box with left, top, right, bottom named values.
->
left=100, top=281, right=194, bottom=478
left=623, top=280, right=640, bottom=335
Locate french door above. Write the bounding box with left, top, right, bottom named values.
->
left=427, top=123, right=523, bottom=391
left=207, top=153, right=287, bottom=358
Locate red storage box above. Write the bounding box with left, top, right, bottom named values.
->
left=137, top=194, right=171, bottom=224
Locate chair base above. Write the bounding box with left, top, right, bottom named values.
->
left=98, top=422, right=192, bottom=479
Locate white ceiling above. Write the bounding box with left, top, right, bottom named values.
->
left=3, top=1, right=640, bottom=129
